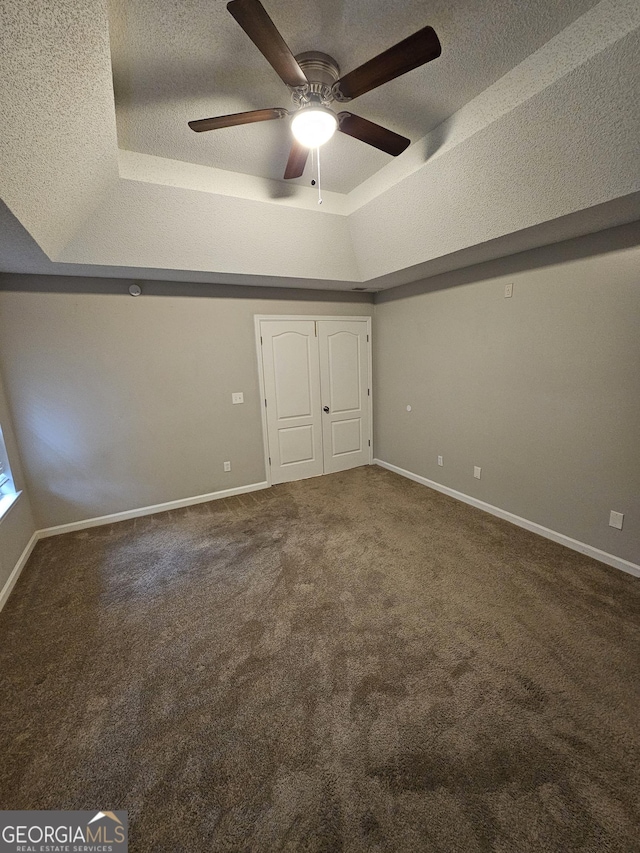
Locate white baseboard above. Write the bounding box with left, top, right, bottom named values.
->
left=37, top=481, right=270, bottom=538
left=0, top=531, right=39, bottom=613
left=374, top=459, right=640, bottom=578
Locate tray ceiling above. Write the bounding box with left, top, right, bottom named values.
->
left=109, top=0, right=600, bottom=193
left=1, top=0, right=639, bottom=290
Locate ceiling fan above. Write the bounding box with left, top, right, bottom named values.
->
left=188, top=0, right=442, bottom=179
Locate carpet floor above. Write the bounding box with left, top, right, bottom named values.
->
left=1, top=466, right=639, bottom=852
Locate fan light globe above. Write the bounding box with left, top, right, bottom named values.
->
left=291, top=107, right=338, bottom=148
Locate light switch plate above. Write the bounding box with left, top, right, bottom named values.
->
left=504, top=283, right=513, bottom=298
left=437, top=456, right=443, bottom=467
left=224, top=461, right=231, bottom=472
left=474, top=466, right=482, bottom=479
left=609, top=510, right=624, bottom=530
left=232, top=392, right=244, bottom=405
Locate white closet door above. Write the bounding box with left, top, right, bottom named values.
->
left=260, top=321, right=324, bottom=484
left=318, top=321, right=370, bottom=474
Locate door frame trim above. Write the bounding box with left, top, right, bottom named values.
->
left=254, top=315, right=373, bottom=487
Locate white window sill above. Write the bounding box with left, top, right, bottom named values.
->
left=0, top=491, right=22, bottom=524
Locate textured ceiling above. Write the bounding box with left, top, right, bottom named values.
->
left=109, top=0, right=601, bottom=193
left=1, top=0, right=639, bottom=290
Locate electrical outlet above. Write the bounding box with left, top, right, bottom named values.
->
left=232, top=392, right=244, bottom=405
left=474, top=466, right=482, bottom=479
left=609, top=510, right=624, bottom=530
left=437, top=455, right=443, bottom=467
left=504, top=283, right=513, bottom=298
left=224, top=461, right=231, bottom=472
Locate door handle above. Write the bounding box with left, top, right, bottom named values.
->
left=323, top=406, right=330, bottom=413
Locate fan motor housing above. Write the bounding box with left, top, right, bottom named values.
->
left=295, top=51, right=340, bottom=86
left=291, top=52, right=340, bottom=107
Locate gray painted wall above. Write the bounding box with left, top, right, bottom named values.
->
left=0, top=368, right=36, bottom=592
left=0, top=276, right=372, bottom=529
left=1, top=228, right=638, bottom=572
left=373, top=233, right=640, bottom=565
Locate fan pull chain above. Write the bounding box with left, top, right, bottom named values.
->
left=316, top=146, right=323, bottom=205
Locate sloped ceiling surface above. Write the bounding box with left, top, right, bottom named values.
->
left=1, top=0, right=639, bottom=291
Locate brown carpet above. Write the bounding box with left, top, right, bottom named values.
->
left=1, top=466, right=639, bottom=852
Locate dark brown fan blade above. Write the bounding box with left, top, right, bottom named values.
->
left=338, top=112, right=410, bottom=156
left=283, top=139, right=309, bottom=179
left=188, top=108, right=288, bottom=132
left=335, top=26, right=441, bottom=100
left=227, top=0, right=308, bottom=88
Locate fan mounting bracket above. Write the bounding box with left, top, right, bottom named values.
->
left=330, top=83, right=351, bottom=103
